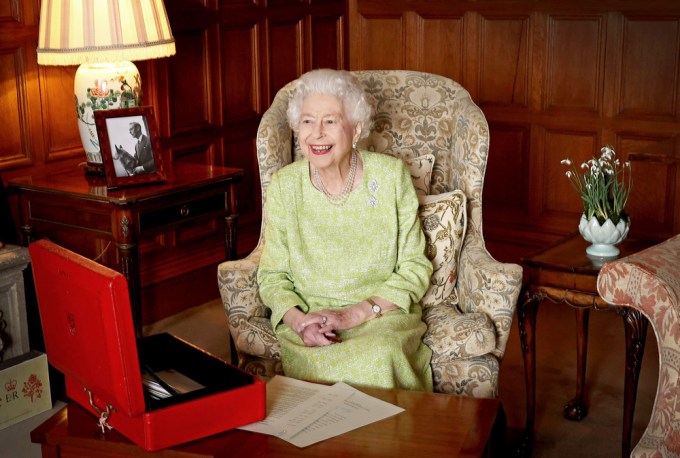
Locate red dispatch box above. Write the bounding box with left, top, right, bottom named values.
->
left=28, top=240, right=266, bottom=451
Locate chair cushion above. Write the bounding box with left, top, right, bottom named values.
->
left=422, top=304, right=496, bottom=361
left=402, top=154, right=435, bottom=197
left=418, top=190, right=467, bottom=308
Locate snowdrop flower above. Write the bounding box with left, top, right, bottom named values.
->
left=560, top=145, right=632, bottom=224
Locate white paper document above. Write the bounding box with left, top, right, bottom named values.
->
left=238, top=375, right=404, bottom=448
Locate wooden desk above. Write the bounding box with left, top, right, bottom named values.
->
left=8, top=163, right=243, bottom=334
left=31, top=389, right=502, bottom=458
left=517, top=233, right=653, bottom=458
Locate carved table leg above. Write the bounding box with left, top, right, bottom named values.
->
left=118, top=242, right=141, bottom=338
left=224, top=214, right=238, bottom=260
left=224, top=185, right=239, bottom=260
left=564, top=307, right=590, bottom=420
left=115, top=211, right=142, bottom=339
left=20, top=224, right=34, bottom=247
left=620, top=307, right=647, bottom=458
left=515, top=287, right=542, bottom=457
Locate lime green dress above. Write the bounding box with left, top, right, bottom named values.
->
left=257, top=151, right=433, bottom=391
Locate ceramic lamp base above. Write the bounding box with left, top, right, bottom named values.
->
left=74, top=62, right=142, bottom=167
left=83, top=162, right=105, bottom=176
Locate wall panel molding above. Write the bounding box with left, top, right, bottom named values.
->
left=619, top=134, right=677, bottom=236
left=0, top=47, right=30, bottom=167
left=171, top=30, right=215, bottom=135
left=420, top=15, right=464, bottom=80
left=356, top=16, right=406, bottom=70
left=485, top=123, right=530, bottom=217
left=269, top=19, right=305, bottom=98
left=0, top=0, right=38, bottom=27
left=479, top=14, right=530, bottom=107
left=542, top=129, right=598, bottom=218
left=619, top=16, right=680, bottom=119
left=222, top=25, right=260, bottom=120
left=310, top=15, right=344, bottom=69
left=545, top=15, right=605, bottom=113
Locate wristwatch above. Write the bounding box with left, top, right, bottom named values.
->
left=366, top=298, right=382, bottom=319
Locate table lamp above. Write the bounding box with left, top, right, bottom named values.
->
left=37, top=0, right=176, bottom=174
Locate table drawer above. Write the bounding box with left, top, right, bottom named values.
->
left=139, top=193, right=224, bottom=232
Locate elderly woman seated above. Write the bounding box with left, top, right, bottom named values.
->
left=256, top=69, right=434, bottom=391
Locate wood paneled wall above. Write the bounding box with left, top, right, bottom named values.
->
left=2, top=0, right=680, bottom=270
left=0, top=0, right=346, bottom=313
left=0, top=0, right=346, bottom=255
left=349, top=0, right=680, bottom=260
left=161, top=0, right=346, bottom=252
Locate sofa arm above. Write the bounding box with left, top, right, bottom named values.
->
left=456, top=241, right=523, bottom=359
left=217, top=245, right=281, bottom=361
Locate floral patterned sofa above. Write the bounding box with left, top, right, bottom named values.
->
left=598, top=234, right=680, bottom=457
left=217, top=70, right=523, bottom=398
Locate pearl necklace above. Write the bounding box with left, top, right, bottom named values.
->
left=313, top=150, right=358, bottom=207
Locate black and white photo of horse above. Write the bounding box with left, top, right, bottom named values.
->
left=113, top=144, right=137, bottom=175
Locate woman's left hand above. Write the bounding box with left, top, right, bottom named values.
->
left=300, top=298, right=398, bottom=334
left=299, top=305, right=367, bottom=332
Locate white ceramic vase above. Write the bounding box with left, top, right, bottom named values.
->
left=578, top=214, right=630, bottom=257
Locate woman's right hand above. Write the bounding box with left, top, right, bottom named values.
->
left=282, top=306, right=339, bottom=347
left=299, top=324, right=339, bottom=347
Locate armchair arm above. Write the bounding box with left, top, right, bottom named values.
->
left=456, top=233, right=523, bottom=360
left=217, top=244, right=281, bottom=361
left=598, top=235, right=680, bottom=336
left=597, top=235, right=680, bottom=457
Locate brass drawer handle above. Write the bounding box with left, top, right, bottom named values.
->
left=180, top=205, right=190, bottom=217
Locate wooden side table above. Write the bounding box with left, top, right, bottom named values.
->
left=517, top=233, right=653, bottom=458
left=8, top=163, right=243, bottom=336
left=31, top=389, right=502, bottom=458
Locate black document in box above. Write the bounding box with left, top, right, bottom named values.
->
left=142, top=369, right=205, bottom=400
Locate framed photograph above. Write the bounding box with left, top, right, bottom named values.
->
left=94, top=106, right=166, bottom=190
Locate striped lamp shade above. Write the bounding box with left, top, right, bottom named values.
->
left=37, top=0, right=176, bottom=65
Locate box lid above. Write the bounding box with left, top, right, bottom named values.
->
left=29, top=240, right=146, bottom=417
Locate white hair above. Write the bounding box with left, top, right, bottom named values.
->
left=287, top=69, right=372, bottom=140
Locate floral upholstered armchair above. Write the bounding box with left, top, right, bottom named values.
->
left=598, top=234, right=680, bottom=457
left=218, top=70, right=523, bottom=398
